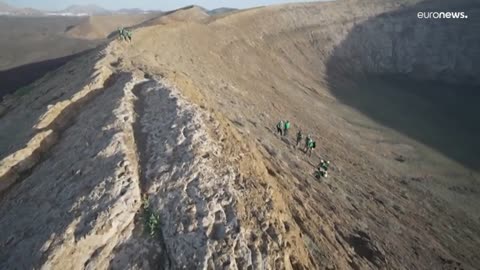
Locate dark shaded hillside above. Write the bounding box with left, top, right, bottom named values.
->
left=0, top=16, right=99, bottom=71
left=0, top=49, right=94, bottom=99
left=326, top=0, right=480, bottom=171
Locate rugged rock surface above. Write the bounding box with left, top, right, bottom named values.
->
left=329, top=0, right=480, bottom=84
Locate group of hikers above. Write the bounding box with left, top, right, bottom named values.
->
left=297, top=130, right=316, bottom=156
left=276, top=120, right=291, bottom=136
left=277, top=120, right=316, bottom=156
left=276, top=120, right=331, bottom=178
left=315, top=159, right=330, bottom=179
left=118, top=27, right=133, bottom=42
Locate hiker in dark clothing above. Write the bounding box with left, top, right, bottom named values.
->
left=319, top=160, right=330, bottom=171
left=307, top=140, right=316, bottom=157
left=315, top=167, right=328, bottom=179
left=118, top=27, right=133, bottom=42
left=296, top=130, right=303, bottom=147
left=276, top=120, right=284, bottom=136
left=118, top=27, right=126, bottom=41
left=315, top=159, right=330, bottom=179
left=304, top=135, right=312, bottom=153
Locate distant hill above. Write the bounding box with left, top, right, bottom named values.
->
left=66, top=13, right=159, bottom=40
left=0, top=1, right=14, bottom=12
left=207, top=7, right=237, bottom=15
left=117, top=8, right=147, bottom=15
left=0, top=2, right=232, bottom=17
left=59, top=4, right=110, bottom=16
left=0, top=1, right=43, bottom=15
left=139, top=5, right=238, bottom=28
left=142, top=5, right=209, bottom=26
left=56, top=5, right=161, bottom=16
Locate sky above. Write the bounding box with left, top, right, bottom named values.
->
left=5, top=0, right=320, bottom=11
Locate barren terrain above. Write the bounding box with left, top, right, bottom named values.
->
left=66, top=13, right=160, bottom=40
left=0, top=13, right=159, bottom=98
left=0, top=16, right=97, bottom=71
left=0, top=0, right=479, bottom=269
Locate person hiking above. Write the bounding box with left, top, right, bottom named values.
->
left=315, top=167, right=328, bottom=179
left=304, top=135, right=312, bottom=153
left=125, top=29, right=132, bottom=41
left=307, top=140, right=316, bottom=157
left=276, top=120, right=284, bottom=136
left=118, top=27, right=126, bottom=41
left=316, top=159, right=330, bottom=179
left=296, top=130, right=303, bottom=147
left=118, top=27, right=132, bottom=42
left=319, top=160, right=330, bottom=171
left=284, top=120, right=291, bottom=136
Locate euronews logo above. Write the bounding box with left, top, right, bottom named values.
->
left=417, top=11, right=468, bottom=19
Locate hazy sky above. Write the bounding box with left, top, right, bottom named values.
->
left=6, top=0, right=321, bottom=11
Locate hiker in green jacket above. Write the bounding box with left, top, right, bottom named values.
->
left=118, top=27, right=132, bottom=42
left=315, top=167, right=328, bottom=179
left=125, top=29, right=132, bottom=41
left=284, top=120, right=291, bottom=136
left=319, top=160, right=330, bottom=171
left=276, top=120, right=284, bottom=136
left=296, top=129, right=303, bottom=147
left=118, top=27, right=126, bottom=41
left=315, top=159, right=330, bottom=179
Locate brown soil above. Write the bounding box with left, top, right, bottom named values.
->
left=0, top=1, right=479, bottom=269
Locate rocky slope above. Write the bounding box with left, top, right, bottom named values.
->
left=0, top=0, right=479, bottom=269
